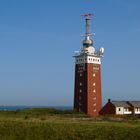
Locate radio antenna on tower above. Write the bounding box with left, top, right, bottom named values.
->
left=81, top=13, right=95, bottom=37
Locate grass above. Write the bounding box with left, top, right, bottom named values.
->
left=0, top=108, right=140, bottom=140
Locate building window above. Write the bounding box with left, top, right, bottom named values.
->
left=79, top=82, right=82, bottom=86
left=93, top=83, right=96, bottom=86
left=93, top=103, right=96, bottom=106
left=135, top=108, right=139, bottom=112
left=93, top=73, right=96, bottom=77
left=118, top=108, right=121, bottom=111
left=93, top=97, right=96, bottom=100
left=124, top=108, right=129, bottom=112
left=80, top=73, right=82, bottom=76
left=93, top=109, right=96, bottom=112
left=93, top=89, right=96, bottom=93
left=79, top=89, right=82, bottom=93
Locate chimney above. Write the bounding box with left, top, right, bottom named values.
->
left=108, top=99, right=111, bottom=103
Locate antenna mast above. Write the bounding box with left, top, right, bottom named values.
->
left=81, top=13, right=95, bottom=38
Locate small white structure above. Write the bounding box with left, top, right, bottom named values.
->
left=128, top=101, right=140, bottom=115
left=112, top=101, right=132, bottom=115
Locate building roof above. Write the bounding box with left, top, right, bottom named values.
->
left=111, top=101, right=130, bottom=108
left=128, top=101, right=140, bottom=107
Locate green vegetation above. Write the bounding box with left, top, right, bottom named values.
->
left=0, top=108, right=140, bottom=140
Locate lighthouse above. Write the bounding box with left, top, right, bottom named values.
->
left=74, top=14, right=104, bottom=116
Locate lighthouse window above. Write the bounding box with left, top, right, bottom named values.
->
left=93, top=89, right=96, bottom=93
left=93, top=103, right=96, bottom=106
left=79, top=82, right=82, bottom=86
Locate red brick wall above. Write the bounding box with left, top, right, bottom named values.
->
left=99, top=101, right=116, bottom=115
left=74, top=63, right=102, bottom=116
left=87, top=63, right=102, bottom=116
left=74, top=63, right=88, bottom=113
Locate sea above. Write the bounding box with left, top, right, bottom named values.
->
left=0, top=106, right=73, bottom=111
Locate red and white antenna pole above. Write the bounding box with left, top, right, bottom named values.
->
left=81, top=13, right=95, bottom=36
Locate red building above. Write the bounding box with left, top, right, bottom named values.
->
left=73, top=14, right=104, bottom=116
left=99, top=99, right=132, bottom=115
left=100, top=99, right=140, bottom=115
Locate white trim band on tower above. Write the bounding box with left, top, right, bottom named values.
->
left=75, top=56, right=101, bottom=64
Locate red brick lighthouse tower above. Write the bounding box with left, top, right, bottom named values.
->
left=74, top=14, right=104, bottom=116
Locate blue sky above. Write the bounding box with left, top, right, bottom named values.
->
left=0, top=0, right=140, bottom=106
